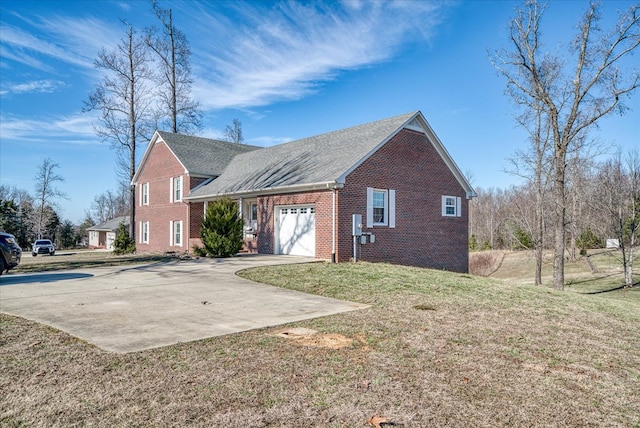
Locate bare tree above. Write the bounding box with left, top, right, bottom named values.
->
left=146, top=0, right=201, bottom=134
left=595, top=150, right=639, bottom=289
left=33, top=158, right=67, bottom=239
left=506, top=101, right=553, bottom=285
left=224, top=118, right=244, bottom=144
left=84, top=22, right=155, bottom=240
left=470, top=187, right=511, bottom=250
left=491, top=1, right=640, bottom=289
left=91, top=187, right=129, bottom=224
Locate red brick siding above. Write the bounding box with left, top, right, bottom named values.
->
left=337, top=129, right=469, bottom=272
left=160, top=128, right=468, bottom=270
left=188, top=201, right=205, bottom=251
left=189, top=177, right=209, bottom=190
left=135, top=141, right=190, bottom=253
left=257, top=191, right=333, bottom=259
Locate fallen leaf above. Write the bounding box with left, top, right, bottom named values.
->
left=367, top=415, right=404, bottom=427
left=367, top=415, right=388, bottom=428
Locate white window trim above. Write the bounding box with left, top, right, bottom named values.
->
left=388, top=189, right=396, bottom=228
left=140, top=221, right=149, bottom=244
left=170, top=220, right=183, bottom=247
left=170, top=176, right=183, bottom=203
left=366, top=187, right=396, bottom=228
left=140, top=182, right=149, bottom=206
left=442, top=195, right=462, bottom=217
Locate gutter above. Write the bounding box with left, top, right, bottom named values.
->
left=184, top=180, right=345, bottom=203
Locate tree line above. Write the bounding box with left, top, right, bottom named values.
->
left=470, top=150, right=638, bottom=253
left=488, top=0, right=639, bottom=289
left=0, top=159, right=79, bottom=249
left=0, top=159, right=132, bottom=250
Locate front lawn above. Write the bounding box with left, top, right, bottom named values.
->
left=1, top=259, right=638, bottom=427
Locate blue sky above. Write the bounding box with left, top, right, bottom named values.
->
left=1, top=0, right=638, bottom=223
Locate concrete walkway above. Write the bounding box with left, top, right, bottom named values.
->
left=0, top=255, right=368, bottom=353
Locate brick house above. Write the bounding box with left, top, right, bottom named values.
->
left=132, top=111, right=476, bottom=272
left=132, top=132, right=260, bottom=253
left=87, top=215, right=129, bottom=251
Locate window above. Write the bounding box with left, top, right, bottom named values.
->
left=442, top=196, right=462, bottom=217
left=171, top=176, right=182, bottom=202
left=140, top=221, right=149, bottom=244
left=141, top=183, right=149, bottom=206
left=366, top=187, right=396, bottom=228
left=373, top=190, right=386, bottom=224
left=170, top=220, right=183, bottom=246
left=250, top=203, right=258, bottom=222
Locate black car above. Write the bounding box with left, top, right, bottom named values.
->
left=0, top=232, right=22, bottom=275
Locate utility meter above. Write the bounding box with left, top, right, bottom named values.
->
left=352, top=214, right=363, bottom=236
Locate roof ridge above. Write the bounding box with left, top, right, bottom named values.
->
left=156, top=130, right=262, bottom=149
left=275, top=111, right=417, bottom=148
left=186, top=111, right=419, bottom=199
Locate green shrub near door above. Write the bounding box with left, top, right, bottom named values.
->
left=195, top=198, right=244, bottom=257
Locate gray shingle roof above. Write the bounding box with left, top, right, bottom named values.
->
left=157, top=131, right=261, bottom=177
left=87, top=216, right=130, bottom=232
left=188, top=112, right=417, bottom=199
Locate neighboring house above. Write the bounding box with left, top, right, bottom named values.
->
left=132, top=111, right=476, bottom=272
left=87, top=216, right=130, bottom=251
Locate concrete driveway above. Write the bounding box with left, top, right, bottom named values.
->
left=0, top=255, right=367, bottom=353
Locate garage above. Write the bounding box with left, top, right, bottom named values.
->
left=276, top=205, right=316, bottom=257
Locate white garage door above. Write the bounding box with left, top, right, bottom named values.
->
left=277, top=205, right=315, bottom=257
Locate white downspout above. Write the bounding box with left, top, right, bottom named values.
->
left=186, top=202, right=190, bottom=254
left=332, top=187, right=336, bottom=263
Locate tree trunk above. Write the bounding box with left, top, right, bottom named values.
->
left=535, top=194, right=544, bottom=286
left=553, top=154, right=566, bottom=290
left=129, top=30, right=137, bottom=242
left=169, top=9, right=177, bottom=133
left=625, top=212, right=635, bottom=288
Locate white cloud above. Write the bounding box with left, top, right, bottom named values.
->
left=38, top=15, right=123, bottom=65
left=0, top=113, right=99, bottom=144
left=3, top=79, right=66, bottom=94
left=0, top=24, right=93, bottom=70
left=185, top=0, right=449, bottom=110
left=0, top=14, right=123, bottom=73
left=117, top=2, right=132, bottom=12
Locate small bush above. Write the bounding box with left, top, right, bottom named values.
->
left=192, top=245, right=207, bottom=257
left=577, top=228, right=603, bottom=251
left=113, top=222, right=136, bottom=255
left=469, top=234, right=478, bottom=251
left=513, top=226, right=533, bottom=249
left=199, top=198, right=243, bottom=257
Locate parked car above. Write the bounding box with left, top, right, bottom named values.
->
left=0, top=232, right=22, bottom=275
left=32, top=239, right=55, bottom=256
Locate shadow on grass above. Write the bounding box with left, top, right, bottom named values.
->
left=582, top=281, right=640, bottom=295
left=567, top=272, right=620, bottom=286
left=14, top=255, right=175, bottom=274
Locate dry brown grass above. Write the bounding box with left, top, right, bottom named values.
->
left=469, top=250, right=505, bottom=276
left=15, top=249, right=173, bottom=273
left=1, top=254, right=639, bottom=427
